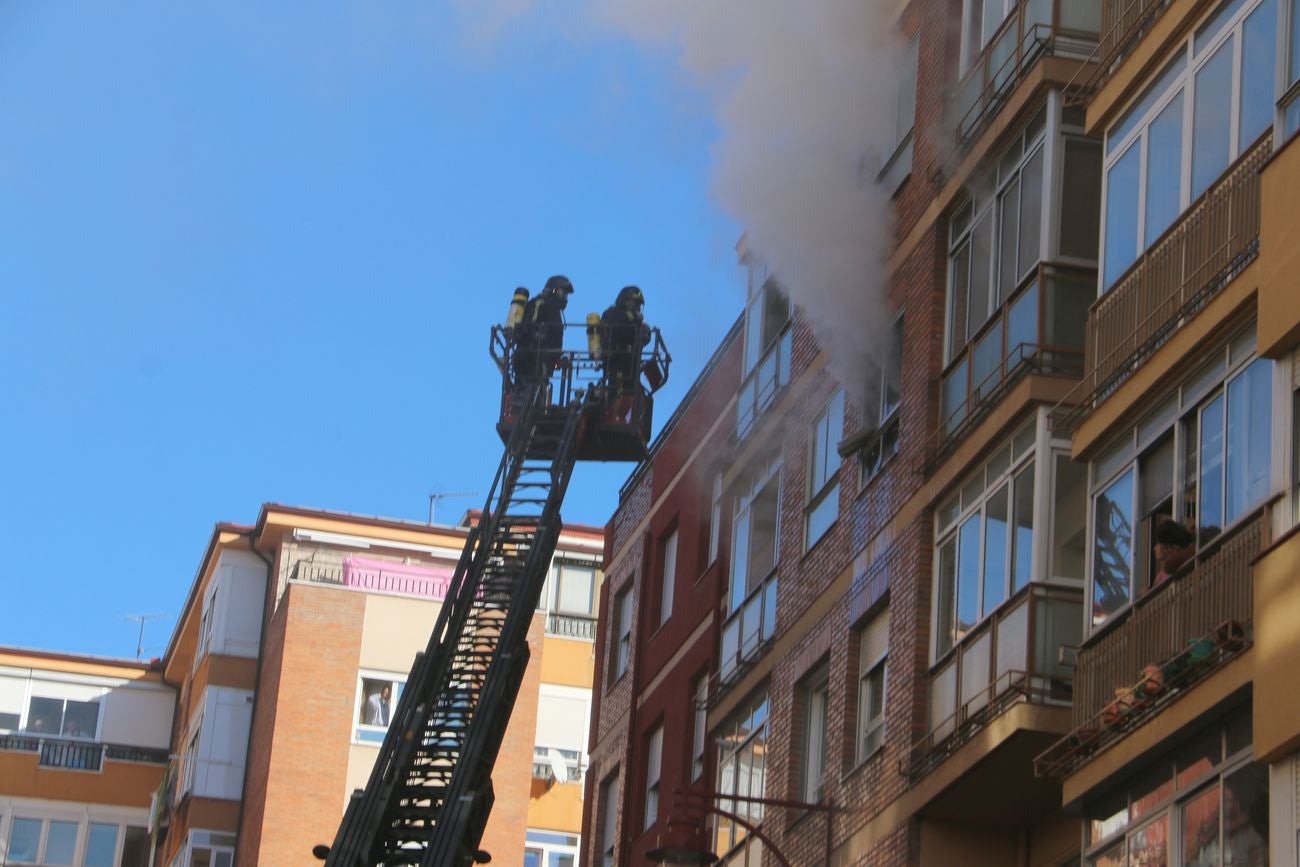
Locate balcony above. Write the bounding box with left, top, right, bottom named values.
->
left=545, top=611, right=597, bottom=640
left=0, top=733, right=170, bottom=772
left=907, top=583, right=1082, bottom=780
left=956, top=0, right=1101, bottom=149
left=1079, top=133, right=1270, bottom=414
left=735, top=324, right=792, bottom=440
left=1035, top=505, right=1268, bottom=778
left=715, top=571, right=778, bottom=691
left=934, top=265, right=1091, bottom=465
left=532, top=746, right=586, bottom=785
left=291, top=556, right=452, bottom=601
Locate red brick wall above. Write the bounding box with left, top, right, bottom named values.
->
left=238, top=583, right=365, bottom=867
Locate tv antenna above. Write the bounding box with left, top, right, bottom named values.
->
left=428, top=490, right=479, bottom=525
left=121, top=613, right=167, bottom=660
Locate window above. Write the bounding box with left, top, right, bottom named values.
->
left=1088, top=331, right=1273, bottom=628
left=182, top=720, right=201, bottom=795
left=708, top=473, right=723, bottom=565
left=714, top=692, right=769, bottom=856
left=801, top=671, right=829, bottom=803
left=524, top=830, right=578, bottom=867
left=1083, top=709, right=1266, bottom=867
left=962, top=0, right=1015, bottom=72
left=947, top=110, right=1048, bottom=364
left=3, top=817, right=78, bottom=866
left=644, top=724, right=663, bottom=830
left=738, top=266, right=793, bottom=436
left=25, top=695, right=100, bottom=739
left=729, top=457, right=782, bottom=614
left=807, top=390, right=845, bottom=549
left=879, top=35, right=920, bottom=193
left=658, top=529, right=678, bottom=626
left=1102, top=0, right=1277, bottom=289
left=1286, top=0, right=1300, bottom=132
left=355, top=675, right=403, bottom=743
left=862, top=314, right=904, bottom=483
left=547, top=561, right=597, bottom=615
left=1292, top=381, right=1300, bottom=526
left=611, top=586, right=632, bottom=682
left=534, top=686, right=590, bottom=784
left=935, top=420, right=1038, bottom=657
left=691, top=676, right=707, bottom=781
left=598, top=773, right=620, bottom=867
left=197, top=584, right=217, bottom=661
left=857, top=608, right=889, bottom=762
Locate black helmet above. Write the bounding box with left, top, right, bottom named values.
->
left=544, top=275, right=574, bottom=296
left=617, top=285, right=644, bottom=306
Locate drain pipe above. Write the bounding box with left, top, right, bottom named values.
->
left=232, top=528, right=273, bottom=867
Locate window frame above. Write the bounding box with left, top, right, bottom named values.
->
left=800, top=669, right=829, bottom=804
left=861, top=312, right=905, bottom=485
left=690, top=675, right=708, bottom=781
left=946, top=104, right=1052, bottom=365
left=1100, top=0, right=1278, bottom=291
left=932, top=416, right=1043, bottom=661
left=658, top=528, right=678, bottom=628
left=713, top=691, right=770, bottom=858
left=353, top=671, right=405, bottom=745
left=728, top=456, right=783, bottom=616
left=855, top=608, right=890, bottom=765
left=644, top=724, right=664, bottom=831
left=1085, top=327, right=1275, bottom=632
left=598, top=772, right=620, bottom=867
left=611, top=586, right=633, bottom=683
left=806, top=390, right=845, bottom=550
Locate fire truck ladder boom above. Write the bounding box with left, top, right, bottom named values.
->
left=321, top=381, right=588, bottom=867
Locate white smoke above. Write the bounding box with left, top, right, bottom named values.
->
left=458, top=0, right=907, bottom=405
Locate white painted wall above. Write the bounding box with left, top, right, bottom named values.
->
left=1270, top=752, right=1300, bottom=867
left=0, top=666, right=174, bottom=749
left=190, top=686, right=253, bottom=800
left=99, top=683, right=174, bottom=749
left=206, top=549, right=267, bottom=659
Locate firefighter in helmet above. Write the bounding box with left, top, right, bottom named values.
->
left=601, top=285, right=650, bottom=394
left=513, top=275, right=573, bottom=386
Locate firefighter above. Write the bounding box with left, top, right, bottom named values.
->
left=601, top=285, right=650, bottom=394
left=512, top=275, right=573, bottom=386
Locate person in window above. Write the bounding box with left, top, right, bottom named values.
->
left=512, top=276, right=573, bottom=387
left=600, top=285, right=649, bottom=395
left=1152, top=519, right=1195, bottom=587
left=365, top=685, right=391, bottom=727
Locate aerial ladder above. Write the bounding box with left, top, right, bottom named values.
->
left=316, top=315, right=670, bottom=867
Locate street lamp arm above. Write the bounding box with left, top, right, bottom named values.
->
left=677, top=786, right=835, bottom=814
left=674, top=801, right=794, bottom=867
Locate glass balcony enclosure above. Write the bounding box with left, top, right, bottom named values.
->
left=956, top=0, right=1101, bottom=147
left=923, top=409, right=1087, bottom=758
left=942, top=97, right=1100, bottom=444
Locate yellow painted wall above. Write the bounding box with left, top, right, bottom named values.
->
left=1258, top=137, right=1300, bottom=359
left=0, top=753, right=163, bottom=807
left=539, top=636, right=595, bottom=689
left=1252, top=528, right=1300, bottom=761
left=527, top=778, right=584, bottom=834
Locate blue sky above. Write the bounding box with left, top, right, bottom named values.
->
left=0, top=2, right=742, bottom=658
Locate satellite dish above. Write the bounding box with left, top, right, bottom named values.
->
left=547, top=748, right=569, bottom=784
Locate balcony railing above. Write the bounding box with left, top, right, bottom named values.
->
left=905, top=583, right=1082, bottom=780
left=290, top=557, right=452, bottom=601
left=546, top=611, right=597, bottom=640
left=956, top=0, right=1100, bottom=148
left=736, top=324, right=793, bottom=439
left=0, top=734, right=170, bottom=772
left=1081, top=133, right=1270, bottom=412
left=715, top=571, right=779, bottom=694
left=932, top=264, right=1092, bottom=468
left=1069, top=505, right=1268, bottom=728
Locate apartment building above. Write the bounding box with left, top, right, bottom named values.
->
left=582, top=0, right=1300, bottom=864
left=149, top=503, right=603, bottom=867
left=1030, top=0, right=1300, bottom=865
left=0, top=647, right=174, bottom=867
left=580, top=320, right=743, bottom=867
